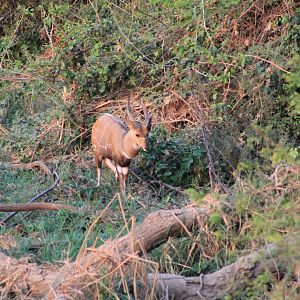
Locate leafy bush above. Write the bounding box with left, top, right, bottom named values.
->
left=140, top=126, right=207, bottom=187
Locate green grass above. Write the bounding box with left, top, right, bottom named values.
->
left=0, top=160, right=168, bottom=263
left=1, top=160, right=299, bottom=299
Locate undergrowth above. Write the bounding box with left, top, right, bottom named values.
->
left=0, top=0, right=299, bottom=299
left=0, top=161, right=161, bottom=263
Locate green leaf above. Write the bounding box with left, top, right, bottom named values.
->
left=209, top=213, right=223, bottom=226
left=239, top=54, right=246, bottom=68
left=265, top=232, right=283, bottom=243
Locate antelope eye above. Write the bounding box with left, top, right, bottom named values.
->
left=136, top=134, right=140, bottom=137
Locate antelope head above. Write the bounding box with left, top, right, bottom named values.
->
left=125, top=99, right=152, bottom=151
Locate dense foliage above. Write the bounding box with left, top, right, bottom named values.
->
left=0, top=0, right=299, bottom=299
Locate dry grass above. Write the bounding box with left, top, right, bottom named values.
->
left=0, top=162, right=299, bottom=299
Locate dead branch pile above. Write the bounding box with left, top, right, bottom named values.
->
left=88, top=91, right=211, bottom=133
left=216, top=0, right=296, bottom=49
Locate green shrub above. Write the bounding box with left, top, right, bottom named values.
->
left=140, top=126, right=207, bottom=187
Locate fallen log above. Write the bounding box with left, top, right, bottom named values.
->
left=146, top=242, right=288, bottom=299
left=0, top=206, right=209, bottom=298
left=0, top=206, right=295, bottom=300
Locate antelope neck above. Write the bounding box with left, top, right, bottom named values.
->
left=122, top=131, right=140, bottom=159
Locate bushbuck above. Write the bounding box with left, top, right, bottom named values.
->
left=91, top=99, right=152, bottom=193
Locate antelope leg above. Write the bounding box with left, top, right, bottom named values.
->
left=105, top=159, right=117, bottom=174
left=120, top=167, right=128, bottom=194
left=95, top=155, right=102, bottom=188
left=122, top=167, right=128, bottom=187
left=97, top=167, right=101, bottom=187
left=116, top=165, right=125, bottom=193
left=122, top=167, right=128, bottom=180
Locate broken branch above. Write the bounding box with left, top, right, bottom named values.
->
left=0, top=203, right=77, bottom=212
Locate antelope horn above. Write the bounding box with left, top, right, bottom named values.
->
left=126, top=98, right=135, bottom=121
left=141, top=101, right=152, bottom=130
left=141, top=101, right=149, bottom=122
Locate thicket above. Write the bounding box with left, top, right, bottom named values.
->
left=0, top=0, right=299, bottom=299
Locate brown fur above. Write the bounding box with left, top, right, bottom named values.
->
left=91, top=112, right=152, bottom=192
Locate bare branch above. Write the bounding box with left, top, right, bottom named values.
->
left=0, top=203, right=77, bottom=213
